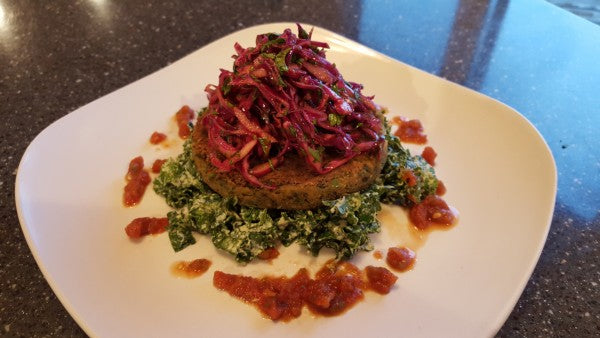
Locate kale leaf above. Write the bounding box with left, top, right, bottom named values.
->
left=153, top=140, right=208, bottom=208
left=378, top=119, right=438, bottom=206
left=378, top=134, right=438, bottom=206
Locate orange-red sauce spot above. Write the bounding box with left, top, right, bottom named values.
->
left=386, top=247, right=416, bottom=272
left=125, top=156, right=144, bottom=180
left=172, top=259, right=212, bottom=278
left=149, top=131, right=167, bottom=144
left=175, top=105, right=195, bottom=139
left=373, top=250, right=383, bottom=260
left=436, top=180, right=447, bottom=196
left=409, top=195, right=456, bottom=230
left=123, top=156, right=151, bottom=207
left=124, top=217, right=168, bottom=239
left=151, top=159, right=167, bottom=174
left=401, top=169, right=418, bottom=187
left=392, top=116, right=427, bottom=144
left=421, top=146, right=437, bottom=166
left=307, top=261, right=365, bottom=316
left=213, top=261, right=397, bottom=321
left=365, top=266, right=398, bottom=294
left=258, top=247, right=280, bottom=260
left=213, top=269, right=309, bottom=321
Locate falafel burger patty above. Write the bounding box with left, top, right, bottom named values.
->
left=191, top=120, right=388, bottom=210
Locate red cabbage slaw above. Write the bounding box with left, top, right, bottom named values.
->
left=201, top=24, right=384, bottom=189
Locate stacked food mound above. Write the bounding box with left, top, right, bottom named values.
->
left=154, top=25, right=440, bottom=263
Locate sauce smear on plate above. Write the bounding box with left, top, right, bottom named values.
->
left=124, top=217, right=169, bottom=238
left=213, top=260, right=397, bottom=321
left=392, top=116, right=427, bottom=144
left=172, top=259, right=212, bottom=278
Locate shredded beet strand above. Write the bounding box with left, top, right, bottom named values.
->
left=201, top=25, right=384, bottom=187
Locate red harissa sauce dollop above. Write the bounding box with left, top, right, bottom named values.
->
left=172, top=259, right=212, bottom=278
left=409, top=195, right=456, bottom=230
left=149, top=131, right=167, bottom=144
left=392, top=116, right=427, bottom=144
left=175, top=105, right=195, bottom=139
left=124, top=217, right=169, bottom=238
left=213, top=261, right=397, bottom=321
left=386, top=247, right=416, bottom=272
left=435, top=180, right=447, bottom=196
left=421, top=146, right=437, bottom=166
left=151, top=159, right=167, bottom=173
left=123, top=156, right=151, bottom=207
left=257, top=248, right=280, bottom=261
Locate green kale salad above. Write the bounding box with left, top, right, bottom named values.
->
left=153, top=123, right=438, bottom=263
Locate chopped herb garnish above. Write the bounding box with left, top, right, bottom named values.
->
left=331, top=83, right=342, bottom=95
left=275, top=48, right=291, bottom=73
left=197, top=107, right=208, bottom=117
left=307, top=146, right=324, bottom=163
left=222, top=77, right=232, bottom=95
left=266, top=33, right=280, bottom=40
left=288, top=125, right=297, bottom=137
left=261, top=37, right=285, bottom=52
left=298, top=25, right=310, bottom=39
left=258, top=137, right=270, bottom=155
left=331, top=178, right=340, bottom=188
left=328, top=113, right=343, bottom=126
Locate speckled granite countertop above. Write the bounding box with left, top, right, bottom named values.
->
left=1, top=0, right=599, bottom=337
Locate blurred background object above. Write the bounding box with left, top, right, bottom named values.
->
left=547, top=0, right=600, bottom=24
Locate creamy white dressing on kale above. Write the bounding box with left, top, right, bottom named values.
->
left=153, top=125, right=438, bottom=263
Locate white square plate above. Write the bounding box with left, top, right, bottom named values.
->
left=16, top=23, right=556, bottom=337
